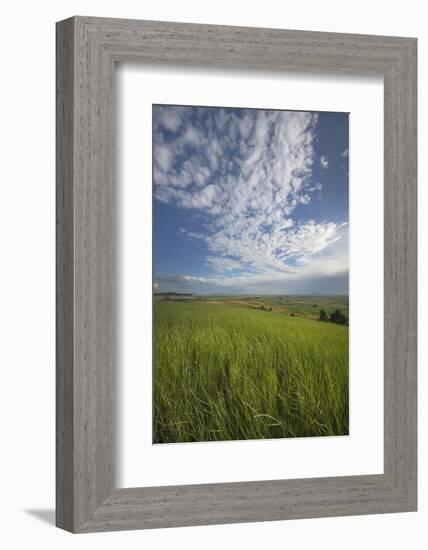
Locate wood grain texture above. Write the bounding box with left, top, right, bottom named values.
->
left=56, top=16, right=417, bottom=533
left=56, top=18, right=75, bottom=532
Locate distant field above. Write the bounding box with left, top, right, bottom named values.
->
left=154, top=293, right=348, bottom=320
left=153, top=296, right=349, bottom=444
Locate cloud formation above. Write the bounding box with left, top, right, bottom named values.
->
left=153, top=105, right=347, bottom=292
left=320, top=155, right=329, bottom=169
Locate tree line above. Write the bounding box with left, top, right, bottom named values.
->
left=319, top=309, right=348, bottom=326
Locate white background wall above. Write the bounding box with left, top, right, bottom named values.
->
left=0, top=1, right=425, bottom=548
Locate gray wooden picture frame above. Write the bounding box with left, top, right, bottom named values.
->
left=56, top=16, right=417, bottom=533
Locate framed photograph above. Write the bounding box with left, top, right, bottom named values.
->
left=56, top=17, right=417, bottom=532
left=151, top=103, right=350, bottom=446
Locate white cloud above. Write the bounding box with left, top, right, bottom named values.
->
left=155, top=105, right=184, bottom=132
left=320, top=155, right=329, bottom=169
left=342, top=148, right=349, bottom=157
left=275, top=221, right=342, bottom=259
left=154, top=144, right=172, bottom=172
left=155, top=224, right=348, bottom=294
left=205, top=255, right=243, bottom=272
left=178, top=228, right=205, bottom=241
left=180, top=275, right=209, bottom=283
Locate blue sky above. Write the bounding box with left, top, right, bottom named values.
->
left=153, top=105, right=349, bottom=295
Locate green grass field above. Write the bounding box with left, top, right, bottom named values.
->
left=153, top=297, right=349, bottom=444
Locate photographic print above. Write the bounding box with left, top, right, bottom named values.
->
left=153, top=104, right=349, bottom=444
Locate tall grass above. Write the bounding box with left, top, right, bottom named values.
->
left=153, top=302, right=349, bottom=443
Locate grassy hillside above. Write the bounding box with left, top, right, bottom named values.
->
left=153, top=299, right=349, bottom=444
